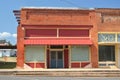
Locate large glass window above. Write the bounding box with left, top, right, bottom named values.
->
left=99, top=45, right=115, bottom=61
left=25, top=46, right=45, bottom=62
left=71, top=46, right=89, bottom=61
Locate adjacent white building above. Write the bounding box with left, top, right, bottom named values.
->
left=0, top=48, right=16, bottom=57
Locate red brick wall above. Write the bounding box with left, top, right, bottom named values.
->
left=19, top=8, right=98, bottom=68
left=89, top=12, right=98, bottom=68
left=21, top=9, right=93, bottom=25
left=96, top=9, right=120, bottom=32
left=17, top=8, right=120, bottom=69
left=17, top=26, right=25, bottom=68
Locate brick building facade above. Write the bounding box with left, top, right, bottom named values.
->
left=13, top=7, right=120, bottom=69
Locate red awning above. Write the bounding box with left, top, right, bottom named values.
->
left=24, top=38, right=92, bottom=45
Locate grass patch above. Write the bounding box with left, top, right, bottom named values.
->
left=0, top=62, right=16, bottom=69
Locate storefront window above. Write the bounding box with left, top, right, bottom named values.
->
left=25, top=46, right=45, bottom=62
left=99, top=45, right=115, bottom=61
left=71, top=46, right=89, bottom=61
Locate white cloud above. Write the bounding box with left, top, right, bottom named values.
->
left=0, top=32, right=11, bottom=38
left=0, top=32, right=17, bottom=38
left=0, top=32, right=17, bottom=45
left=12, top=34, right=17, bottom=38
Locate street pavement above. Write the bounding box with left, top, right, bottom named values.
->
left=0, top=75, right=120, bottom=80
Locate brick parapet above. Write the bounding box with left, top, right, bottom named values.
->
left=96, top=8, right=120, bottom=32
left=20, top=8, right=94, bottom=25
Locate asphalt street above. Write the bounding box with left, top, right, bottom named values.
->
left=0, top=75, right=120, bottom=80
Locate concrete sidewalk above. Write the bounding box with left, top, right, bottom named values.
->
left=0, top=68, right=120, bottom=71
left=0, top=68, right=120, bottom=77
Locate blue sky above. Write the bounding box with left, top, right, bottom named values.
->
left=0, top=0, right=120, bottom=45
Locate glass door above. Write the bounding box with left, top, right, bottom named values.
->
left=50, top=51, right=63, bottom=68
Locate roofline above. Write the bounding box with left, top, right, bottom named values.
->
left=96, top=8, right=120, bottom=10
left=13, top=7, right=95, bottom=24
left=21, top=7, right=95, bottom=10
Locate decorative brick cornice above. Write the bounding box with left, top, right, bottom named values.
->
left=96, top=8, right=120, bottom=16
left=22, top=8, right=94, bottom=15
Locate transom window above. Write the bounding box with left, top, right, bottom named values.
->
left=98, top=33, right=115, bottom=42
left=50, top=45, right=63, bottom=49
left=98, top=33, right=120, bottom=43
left=117, top=34, right=120, bottom=42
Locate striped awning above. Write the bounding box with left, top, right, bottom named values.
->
left=24, top=38, right=92, bottom=45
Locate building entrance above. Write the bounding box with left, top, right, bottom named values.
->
left=49, top=51, right=64, bottom=68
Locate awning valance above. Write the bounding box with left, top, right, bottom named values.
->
left=24, top=38, right=92, bottom=45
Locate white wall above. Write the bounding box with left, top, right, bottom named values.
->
left=0, top=49, right=17, bottom=57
